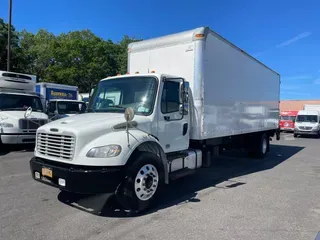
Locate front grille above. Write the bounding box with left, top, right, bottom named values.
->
left=37, top=133, right=75, bottom=160
left=299, top=126, right=312, bottom=131
left=19, top=119, right=47, bottom=130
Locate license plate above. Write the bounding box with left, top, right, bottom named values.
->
left=42, top=167, right=53, bottom=178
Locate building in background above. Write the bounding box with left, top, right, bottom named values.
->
left=280, top=100, right=320, bottom=112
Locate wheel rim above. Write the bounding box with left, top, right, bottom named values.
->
left=262, top=137, right=267, bottom=154
left=134, top=164, right=159, bottom=201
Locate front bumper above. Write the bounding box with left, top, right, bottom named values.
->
left=280, top=127, right=294, bottom=131
left=30, top=157, right=124, bottom=194
left=1, top=133, right=36, bottom=144
left=294, top=130, right=319, bottom=136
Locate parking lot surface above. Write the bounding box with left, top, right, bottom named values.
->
left=0, top=134, right=319, bottom=240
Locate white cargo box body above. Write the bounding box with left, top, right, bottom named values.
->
left=304, top=104, right=320, bottom=112
left=0, top=71, right=36, bottom=92
left=128, top=27, right=280, bottom=140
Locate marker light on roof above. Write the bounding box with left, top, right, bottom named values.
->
left=195, top=33, right=204, bottom=39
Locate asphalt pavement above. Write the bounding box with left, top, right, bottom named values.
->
left=0, top=133, right=319, bottom=240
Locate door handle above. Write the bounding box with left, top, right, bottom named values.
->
left=183, top=123, right=188, bottom=135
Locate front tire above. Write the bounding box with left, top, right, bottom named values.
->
left=115, top=152, right=163, bottom=214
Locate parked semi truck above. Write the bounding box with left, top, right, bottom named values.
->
left=0, top=71, right=48, bottom=145
left=36, top=82, right=86, bottom=120
left=30, top=27, right=281, bottom=213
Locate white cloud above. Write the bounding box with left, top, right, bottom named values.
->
left=276, top=32, right=312, bottom=48
left=253, top=31, right=312, bottom=57
left=281, top=85, right=300, bottom=90
left=282, top=75, right=312, bottom=81
left=280, top=91, right=310, bottom=96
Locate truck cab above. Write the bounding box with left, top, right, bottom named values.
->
left=46, top=99, right=86, bottom=121
left=0, top=71, right=48, bottom=145
left=294, top=110, right=320, bottom=137
left=280, top=111, right=298, bottom=132
left=30, top=73, right=190, bottom=210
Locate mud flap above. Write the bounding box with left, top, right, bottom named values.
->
left=114, top=176, right=149, bottom=214
left=276, top=128, right=280, bottom=140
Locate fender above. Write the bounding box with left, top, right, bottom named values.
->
left=76, top=129, right=169, bottom=184
left=125, top=135, right=169, bottom=184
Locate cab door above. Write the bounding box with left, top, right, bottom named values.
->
left=157, top=77, right=190, bottom=153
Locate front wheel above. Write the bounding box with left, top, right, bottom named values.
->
left=115, top=152, right=163, bottom=214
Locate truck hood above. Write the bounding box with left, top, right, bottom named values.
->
left=38, top=112, right=153, bottom=137
left=0, top=111, right=48, bottom=120
left=295, top=121, right=318, bottom=127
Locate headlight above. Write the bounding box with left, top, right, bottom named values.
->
left=86, top=145, right=122, bottom=158
left=0, top=122, right=14, bottom=128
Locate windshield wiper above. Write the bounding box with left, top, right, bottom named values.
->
left=108, top=105, right=126, bottom=110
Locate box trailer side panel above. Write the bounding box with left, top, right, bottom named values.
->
left=202, top=32, right=280, bottom=139
left=128, top=27, right=280, bottom=140
left=36, top=83, right=79, bottom=100
left=304, top=104, right=320, bottom=111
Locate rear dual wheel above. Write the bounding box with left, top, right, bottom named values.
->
left=248, top=133, right=269, bottom=158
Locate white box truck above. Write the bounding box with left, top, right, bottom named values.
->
left=36, top=82, right=86, bottom=121
left=0, top=71, right=48, bottom=145
left=30, top=27, right=280, bottom=213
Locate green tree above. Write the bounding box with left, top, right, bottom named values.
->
left=19, top=29, right=56, bottom=81
left=0, top=18, right=25, bottom=72
left=43, top=30, right=120, bottom=92
left=116, top=35, right=142, bottom=74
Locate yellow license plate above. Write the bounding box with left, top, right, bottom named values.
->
left=42, top=168, right=53, bottom=178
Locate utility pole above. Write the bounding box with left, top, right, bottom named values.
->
left=7, top=0, right=12, bottom=71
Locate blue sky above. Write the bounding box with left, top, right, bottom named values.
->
left=1, top=0, right=320, bottom=100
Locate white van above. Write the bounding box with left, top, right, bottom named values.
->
left=294, top=110, right=320, bottom=137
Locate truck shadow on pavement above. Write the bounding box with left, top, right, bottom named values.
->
left=57, top=144, right=304, bottom=218
left=0, top=144, right=34, bottom=156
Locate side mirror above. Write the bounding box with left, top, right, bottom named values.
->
left=124, top=107, right=135, bottom=122
left=89, top=87, right=95, bottom=98
left=54, top=110, right=58, bottom=115
left=179, top=103, right=188, bottom=116
left=24, top=107, right=33, bottom=119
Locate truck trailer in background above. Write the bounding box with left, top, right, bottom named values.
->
left=0, top=71, right=48, bottom=145
left=36, top=83, right=86, bottom=120
left=280, top=111, right=298, bottom=132
left=30, top=27, right=281, bottom=213
left=303, top=104, right=320, bottom=111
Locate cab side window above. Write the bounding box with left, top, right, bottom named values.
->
left=161, top=81, right=180, bottom=113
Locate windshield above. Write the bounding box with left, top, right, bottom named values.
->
left=88, top=76, right=158, bottom=116
left=280, top=116, right=296, bottom=121
left=0, top=94, right=43, bottom=112
left=296, top=115, right=318, bottom=122
left=55, top=101, right=86, bottom=114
